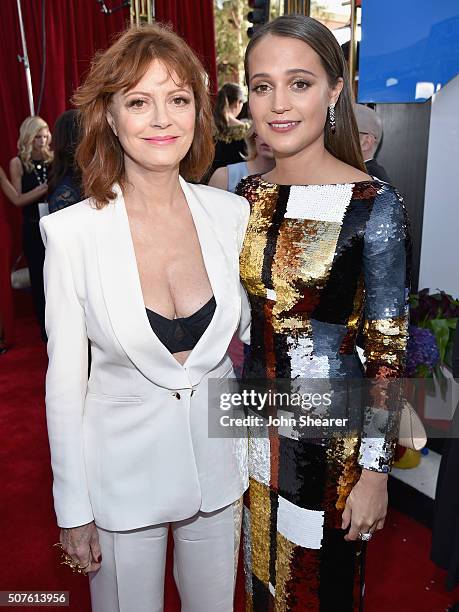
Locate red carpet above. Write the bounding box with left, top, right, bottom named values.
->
left=1, top=314, right=459, bottom=611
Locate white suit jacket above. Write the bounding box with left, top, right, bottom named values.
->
left=40, top=177, right=251, bottom=530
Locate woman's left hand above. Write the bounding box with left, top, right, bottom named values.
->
left=341, top=469, right=388, bottom=541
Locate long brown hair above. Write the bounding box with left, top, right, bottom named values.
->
left=244, top=14, right=366, bottom=173
left=73, top=23, right=214, bottom=208
left=214, top=83, right=244, bottom=134
left=47, top=110, right=82, bottom=195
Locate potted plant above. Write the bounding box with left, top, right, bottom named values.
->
left=394, top=290, right=458, bottom=468
left=409, top=289, right=459, bottom=374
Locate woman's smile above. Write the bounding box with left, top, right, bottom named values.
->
left=142, top=135, right=180, bottom=145
left=268, top=120, right=301, bottom=132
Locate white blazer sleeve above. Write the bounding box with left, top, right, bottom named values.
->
left=40, top=216, right=93, bottom=528
left=237, top=196, right=251, bottom=345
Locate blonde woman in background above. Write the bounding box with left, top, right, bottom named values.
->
left=0, top=166, right=47, bottom=353
left=208, top=125, right=275, bottom=193
left=9, top=116, right=53, bottom=341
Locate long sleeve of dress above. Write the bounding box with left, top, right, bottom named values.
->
left=358, top=186, right=411, bottom=473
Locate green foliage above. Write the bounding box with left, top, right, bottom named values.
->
left=214, top=0, right=249, bottom=87
left=409, top=289, right=459, bottom=369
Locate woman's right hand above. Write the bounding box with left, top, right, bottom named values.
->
left=60, top=521, right=102, bottom=573
left=33, top=184, right=48, bottom=199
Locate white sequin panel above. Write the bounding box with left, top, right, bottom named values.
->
left=233, top=436, right=249, bottom=491
left=243, top=507, right=253, bottom=595
left=232, top=497, right=243, bottom=585
left=248, top=436, right=270, bottom=485
left=266, top=288, right=277, bottom=301
left=358, top=436, right=391, bottom=473
left=277, top=409, right=299, bottom=440
left=358, top=405, right=393, bottom=472
left=284, top=184, right=354, bottom=223
left=269, top=583, right=275, bottom=596
left=277, top=495, right=325, bottom=549
left=356, top=345, right=366, bottom=365
left=287, top=336, right=330, bottom=378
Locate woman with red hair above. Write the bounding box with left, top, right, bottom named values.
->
left=41, top=23, right=250, bottom=611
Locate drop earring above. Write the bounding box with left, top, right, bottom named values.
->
left=329, top=104, right=336, bottom=134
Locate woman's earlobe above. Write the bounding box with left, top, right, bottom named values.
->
left=331, top=79, right=344, bottom=106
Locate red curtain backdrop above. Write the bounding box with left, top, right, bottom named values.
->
left=155, top=0, right=217, bottom=92
left=0, top=0, right=216, bottom=345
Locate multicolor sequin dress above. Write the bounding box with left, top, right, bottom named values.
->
left=236, top=175, right=410, bottom=611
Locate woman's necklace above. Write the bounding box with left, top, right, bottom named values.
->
left=32, top=159, right=48, bottom=185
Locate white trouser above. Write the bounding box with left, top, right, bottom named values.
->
left=89, top=499, right=242, bottom=612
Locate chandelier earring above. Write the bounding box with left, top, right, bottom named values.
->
left=329, top=103, right=336, bottom=134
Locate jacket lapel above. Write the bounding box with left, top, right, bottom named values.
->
left=95, top=180, right=238, bottom=390
left=96, top=185, right=189, bottom=390
left=179, top=178, right=239, bottom=385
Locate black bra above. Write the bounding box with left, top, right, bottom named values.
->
left=146, top=296, right=216, bottom=354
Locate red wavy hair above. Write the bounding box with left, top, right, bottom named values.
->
left=73, top=23, right=214, bottom=208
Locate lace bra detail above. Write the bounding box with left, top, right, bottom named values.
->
left=146, top=296, right=216, bottom=354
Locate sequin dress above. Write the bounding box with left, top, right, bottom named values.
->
left=236, top=175, right=410, bottom=611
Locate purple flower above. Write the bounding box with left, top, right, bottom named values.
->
left=406, top=325, right=440, bottom=377
left=410, top=290, right=459, bottom=324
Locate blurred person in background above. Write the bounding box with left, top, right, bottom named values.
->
left=238, top=100, right=250, bottom=121
left=0, top=166, right=47, bottom=353
left=210, top=82, right=250, bottom=175
left=354, top=103, right=391, bottom=183
left=9, top=116, right=53, bottom=341
left=48, top=109, right=83, bottom=214
left=0, top=166, right=47, bottom=207
left=208, top=125, right=275, bottom=193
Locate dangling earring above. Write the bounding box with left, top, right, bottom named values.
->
left=329, top=103, right=336, bottom=134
